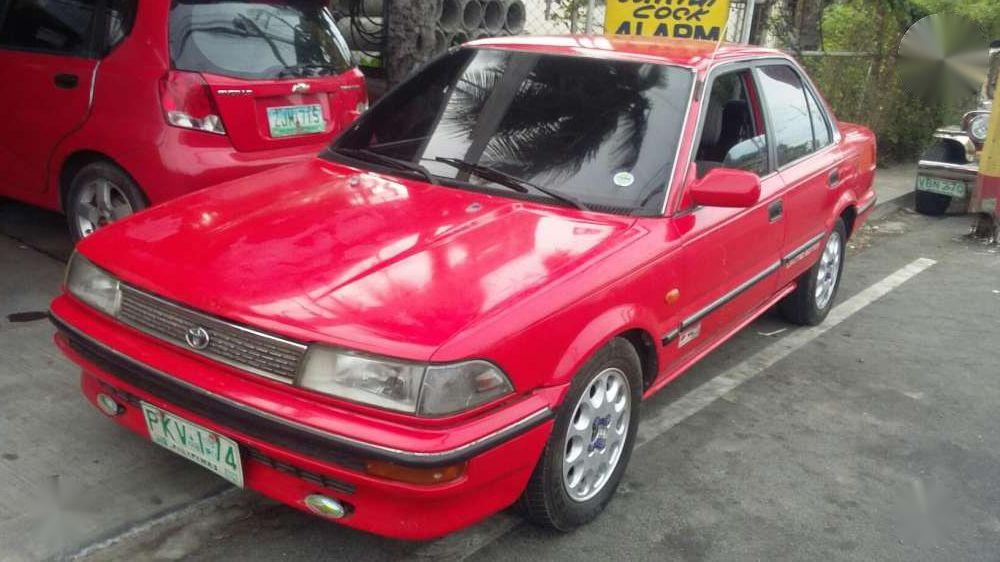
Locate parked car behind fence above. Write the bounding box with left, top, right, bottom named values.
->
left=0, top=0, right=366, bottom=240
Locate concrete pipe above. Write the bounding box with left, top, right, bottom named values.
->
left=360, top=0, right=384, bottom=16
left=504, top=0, right=525, bottom=34
left=461, top=0, right=484, bottom=32
left=439, top=0, right=462, bottom=32
left=449, top=30, right=470, bottom=48
left=481, top=0, right=504, bottom=34
left=469, top=28, right=490, bottom=41
left=434, top=0, right=444, bottom=20
left=336, top=17, right=383, bottom=52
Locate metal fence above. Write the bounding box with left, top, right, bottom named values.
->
left=333, top=0, right=756, bottom=70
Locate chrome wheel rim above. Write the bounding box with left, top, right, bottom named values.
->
left=815, top=230, right=842, bottom=310
left=562, top=367, right=631, bottom=502
left=74, top=179, right=134, bottom=237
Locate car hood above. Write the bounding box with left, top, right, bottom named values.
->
left=80, top=159, right=639, bottom=360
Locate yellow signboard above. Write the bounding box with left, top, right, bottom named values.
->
left=605, top=0, right=732, bottom=41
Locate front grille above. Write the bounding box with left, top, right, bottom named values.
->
left=117, top=285, right=306, bottom=383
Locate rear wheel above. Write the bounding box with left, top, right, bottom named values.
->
left=66, top=161, right=147, bottom=241
left=521, top=338, right=642, bottom=531
left=779, top=218, right=847, bottom=326
left=915, top=190, right=951, bottom=216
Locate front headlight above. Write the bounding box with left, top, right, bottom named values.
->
left=967, top=113, right=991, bottom=143
left=298, top=347, right=514, bottom=416
left=66, top=253, right=121, bottom=316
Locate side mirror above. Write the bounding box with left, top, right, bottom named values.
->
left=688, top=167, right=761, bottom=208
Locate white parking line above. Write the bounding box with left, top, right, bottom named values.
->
left=412, top=257, right=937, bottom=561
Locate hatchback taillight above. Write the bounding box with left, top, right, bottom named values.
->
left=159, top=71, right=226, bottom=135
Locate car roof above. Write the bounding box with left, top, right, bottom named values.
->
left=465, top=35, right=789, bottom=71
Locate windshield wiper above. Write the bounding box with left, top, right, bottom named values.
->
left=433, top=157, right=589, bottom=211
left=332, top=148, right=437, bottom=185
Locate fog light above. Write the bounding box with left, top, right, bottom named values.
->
left=95, top=393, right=122, bottom=416
left=303, top=494, right=346, bottom=519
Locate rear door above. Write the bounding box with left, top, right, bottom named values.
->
left=168, top=0, right=366, bottom=153
left=754, top=63, right=845, bottom=285
left=0, top=0, right=99, bottom=197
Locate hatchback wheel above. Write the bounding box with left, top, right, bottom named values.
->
left=67, top=162, right=147, bottom=241
left=779, top=218, right=847, bottom=326
left=521, top=337, right=642, bottom=531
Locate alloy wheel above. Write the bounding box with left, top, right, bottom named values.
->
left=75, top=179, right=135, bottom=237
left=562, top=367, right=631, bottom=502
left=815, top=230, right=842, bottom=310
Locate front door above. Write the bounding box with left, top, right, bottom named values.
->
left=0, top=0, right=99, bottom=198
left=664, top=68, right=786, bottom=364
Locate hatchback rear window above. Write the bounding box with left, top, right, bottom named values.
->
left=169, top=0, right=352, bottom=80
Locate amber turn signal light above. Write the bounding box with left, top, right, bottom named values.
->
left=364, top=460, right=466, bottom=485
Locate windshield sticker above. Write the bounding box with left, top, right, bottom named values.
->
left=613, top=171, right=636, bottom=188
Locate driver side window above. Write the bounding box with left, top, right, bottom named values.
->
left=695, top=69, right=769, bottom=179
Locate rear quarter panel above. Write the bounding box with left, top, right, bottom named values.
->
left=838, top=121, right=878, bottom=234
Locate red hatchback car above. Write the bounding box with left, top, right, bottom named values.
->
left=0, top=0, right=365, bottom=240
left=50, top=37, right=877, bottom=539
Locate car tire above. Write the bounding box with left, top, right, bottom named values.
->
left=779, top=218, right=847, bottom=326
left=914, top=190, right=951, bottom=216
left=66, top=161, right=147, bottom=241
left=520, top=337, right=642, bottom=531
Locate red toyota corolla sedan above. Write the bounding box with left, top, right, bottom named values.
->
left=0, top=0, right=365, bottom=240
left=49, top=36, right=877, bottom=539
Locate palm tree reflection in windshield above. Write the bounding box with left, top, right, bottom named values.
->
left=445, top=53, right=668, bottom=187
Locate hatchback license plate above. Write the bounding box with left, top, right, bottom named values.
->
left=267, top=104, right=325, bottom=138
left=141, top=402, right=244, bottom=487
left=916, top=175, right=966, bottom=198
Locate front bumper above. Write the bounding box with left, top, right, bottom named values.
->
left=917, top=160, right=979, bottom=186
left=49, top=298, right=555, bottom=540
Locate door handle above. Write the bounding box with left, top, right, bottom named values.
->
left=828, top=169, right=841, bottom=187
left=768, top=199, right=783, bottom=223
left=54, top=73, right=79, bottom=89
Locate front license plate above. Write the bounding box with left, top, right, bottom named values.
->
left=267, top=104, right=325, bottom=138
left=141, top=402, right=244, bottom=487
left=916, top=175, right=966, bottom=197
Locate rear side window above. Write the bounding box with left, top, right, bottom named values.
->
left=805, top=87, right=832, bottom=150
left=0, top=0, right=97, bottom=56
left=169, top=1, right=352, bottom=80
left=756, top=64, right=816, bottom=167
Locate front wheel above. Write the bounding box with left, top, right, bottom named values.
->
left=521, top=338, right=642, bottom=531
left=779, top=218, right=847, bottom=326
left=66, top=161, right=147, bottom=241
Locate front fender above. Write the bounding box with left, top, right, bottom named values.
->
left=543, top=303, right=662, bottom=391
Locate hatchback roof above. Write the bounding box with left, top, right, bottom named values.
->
left=466, top=35, right=787, bottom=70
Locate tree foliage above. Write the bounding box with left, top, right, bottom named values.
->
left=798, top=0, right=1000, bottom=163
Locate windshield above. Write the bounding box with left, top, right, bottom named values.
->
left=330, top=48, right=694, bottom=214
left=169, top=1, right=352, bottom=80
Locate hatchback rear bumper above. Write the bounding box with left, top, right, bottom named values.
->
left=49, top=298, right=555, bottom=540
left=122, top=128, right=332, bottom=204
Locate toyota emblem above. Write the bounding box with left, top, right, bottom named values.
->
left=185, top=326, right=211, bottom=350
